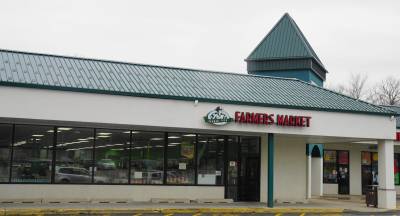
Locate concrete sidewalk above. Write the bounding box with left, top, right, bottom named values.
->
left=0, top=199, right=398, bottom=215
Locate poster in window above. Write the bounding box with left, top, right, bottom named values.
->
left=338, top=151, right=349, bottom=165
left=180, top=141, right=194, bottom=159
left=372, top=152, right=378, bottom=162
left=324, top=150, right=336, bottom=163
left=361, top=152, right=371, bottom=165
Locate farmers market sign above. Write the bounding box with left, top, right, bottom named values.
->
left=204, top=107, right=312, bottom=127
left=203, top=107, right=233, bottom=126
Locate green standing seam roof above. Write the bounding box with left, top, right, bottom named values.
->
left=0, top=49, right=395, bottom=116
left=246, top=13, right=326, bottom=69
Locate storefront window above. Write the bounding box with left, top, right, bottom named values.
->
left=131, top=131, right=164, bottom=184
left=11, top=125, right=53, bottom=183
left=197, top=134, right=224, bottom=185
left=55, top=127, right=94, bottom=183
left=361, top=151, right=379, bottom=194
left=94, top=129, right=130, bottom=184
left=166, top=133, right=195, bottom=184
left=395, top=154, right=400, bottom=185
left=0, top=124, right=12, bottom=182
left=371, top=152, right=378, bottom=185
left=323, top=150, right=337, bottom=183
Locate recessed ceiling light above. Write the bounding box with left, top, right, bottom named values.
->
left=58, top=127, right=72, bottom=131
left=77, top=138, right=87, bottom=141
left=183, top=134, right=196, bottom=137
left=97, top=132, right=112, bottom=136
left=32, top=134, right=44, bottom=137
left=150, top=138, right=163, bottom=141
left=97, top=135, right=111, bottom=138
left=168, top=136, right=180, bottom=139
left=132, top=131, right=140, bottom=134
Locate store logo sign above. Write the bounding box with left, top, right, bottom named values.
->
left=204, top=106, right=233, bottom=126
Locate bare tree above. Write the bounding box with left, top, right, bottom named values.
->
left=368, top=76, right=400, bottom=105
left=328, top=73, right=368, bottom=100
left=346, top=73, right=368, bottom=100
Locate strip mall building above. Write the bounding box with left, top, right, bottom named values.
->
left=0, top=13, right=399, bottom=209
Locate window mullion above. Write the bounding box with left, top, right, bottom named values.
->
left=8, top=124, right=15, bottom=183
left=92, top=128, right=96, bottom=184
left=194, top=134, right=198, bottom=185
left=128, top=130, right=133, bottom=184
left=51, top=126, right=57, bottom=183
left=163, top=132, right=168, bottom=185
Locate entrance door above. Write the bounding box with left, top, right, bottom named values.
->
left=237, top=136, right=260, bottom=201
left=225, top=136, right=239, bottom=201
left=238, top=157, right=260, bottom=201
left=361, top=152, right=379, bottom=194
left=225, top=136, right=260, bottom=202
left=337, top=151, right=349, bottom=195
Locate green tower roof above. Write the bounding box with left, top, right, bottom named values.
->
left=246, top=13, right=326, bottom=70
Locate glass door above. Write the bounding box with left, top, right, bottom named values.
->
left=337, top=150, right=349, bottom=195
left=225, top=136, right=239, bottom=201
left=237, top=136, right=260, bottom=201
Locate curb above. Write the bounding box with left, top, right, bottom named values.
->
left=2, top=207, right=345, bottom=215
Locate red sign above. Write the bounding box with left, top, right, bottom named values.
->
left=234, top=111, right=311, bottom=127
left=396, top=132, right=400, bottom=141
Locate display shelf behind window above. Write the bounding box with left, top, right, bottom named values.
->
left=197, top=134, right=225, bottom=185
left=166, top=133, right=195, bottom=184
left=0, top=122, right=261, bottom=186
left=130, top=131, right=164, bottom=184
left=94, top=129, right=130, bottom=184
left=55, top=127, right=94, bottom=184
left=11, top=125, right=53, bottom=183
left=0, top=124, right=12, bottom=182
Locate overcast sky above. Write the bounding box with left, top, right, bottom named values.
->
left=0, top=0, right=399, bottom=87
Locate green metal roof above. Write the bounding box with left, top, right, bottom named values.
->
left=0, top=49, right=395, bottom=116
left=246, top=13, right=326, bottom=69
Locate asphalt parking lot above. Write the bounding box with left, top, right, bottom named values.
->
left=2, top=211, right=400, bottom=216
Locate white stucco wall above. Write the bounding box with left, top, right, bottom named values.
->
left=260, top=135, right=308, bottom=202
left=0, top=86, right=395, bottom=140
left=274, top=136, right=307, bottom=202
left=0, top=185, right=224, bottom=201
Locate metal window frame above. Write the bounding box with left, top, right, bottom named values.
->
left=0, top=122, right=260, bottom=188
